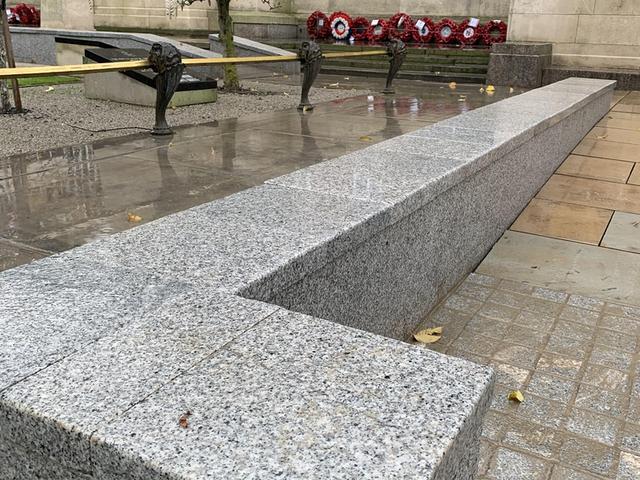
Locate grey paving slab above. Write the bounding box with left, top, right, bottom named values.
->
left=478, top=231, right=640, bottom=305
left=0, top=291, right=279, bottom=470
left=90, top=309, right=494, bottom=480
left=602, top=211, right=640, bottom=254
left=0, top=239, right=47, bottom=271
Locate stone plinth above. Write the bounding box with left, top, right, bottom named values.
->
left=209, top=34, right=300, bottom=76
left=487, top=42, right=552, bottom=88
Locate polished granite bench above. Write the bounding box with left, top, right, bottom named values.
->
left=0, top=78, right=614, bottom=479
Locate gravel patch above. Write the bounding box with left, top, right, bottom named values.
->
left=0, top=80, right=369, bottom=158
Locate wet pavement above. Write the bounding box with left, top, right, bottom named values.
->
left=0, top=76, right=519, bottom=271
left=419, top=90, right=640, bottom=480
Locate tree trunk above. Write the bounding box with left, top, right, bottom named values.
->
left=216, top=0, right=240, bottom=90
left=0, top=0, right=11, bottom=113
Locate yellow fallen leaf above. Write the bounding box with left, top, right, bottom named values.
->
left=45, top=86, right=54, bottom=92
left=127, top=213, right=142, bottom=223
left=449, top=82, right=457, bottom=90
left=509, top=87, right=514, bottom=93
left=596, top=134, right=608, bottom=140
left=424, top=327, right=443, bottom=335
left=479, top=87, right=485, bottom=93
left=414, top=327, right=443, bottom=344
left=508, top=390, right=525, bottom=403
left=359, top=135, right=373, bottom=142
left=486, top=85, right=495, bottom=92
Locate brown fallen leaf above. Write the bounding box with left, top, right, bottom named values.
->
left=596, top=134, right=608, bottom=140
left=508, top=390, right=525, bottom=403
left=127, top=213, right=142, bottom=223
left=178, top=411, right=192, bottom=429
left=449, top=82, right=457, bottom=90
left=414, top=327, right=443, bottom=344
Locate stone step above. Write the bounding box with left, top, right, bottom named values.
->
left=270, top=40, right=491, bottom=57
left=321, top=64, right=488, bottom=84
left=323, top=58, right=489, bottom=74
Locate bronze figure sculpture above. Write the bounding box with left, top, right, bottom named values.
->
left=298, top=40, right=323, bottom=111
left=383, top=39, right=407, bottom=94
left=148, top=42, right=185, bottom=135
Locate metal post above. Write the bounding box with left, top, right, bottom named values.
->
left=298, top=41, right=323, bottom=111
left=383, top=39, right=407, bottom=95
left=148, top=42, right=185, bottom=135
left=0, top=5, right=22, bottom=111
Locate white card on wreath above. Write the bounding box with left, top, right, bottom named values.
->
left=415, top=19, right=425, bottom=29
left=469, top=18, right=480, bottom=28
left=371, top=19, right=379, bottom=26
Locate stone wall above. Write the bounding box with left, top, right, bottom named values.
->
left=73, top=0, right=511, bottom=33
left=40, top=0, right=94, bottom=30
left=508, top=0, right=640, bottom=69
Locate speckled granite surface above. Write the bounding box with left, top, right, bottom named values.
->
left=0, top=78, right=614, bottom=479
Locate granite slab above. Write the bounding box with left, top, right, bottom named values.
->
left=50, top=185, right=389, bottom=296
left=0, top=291, right=279, bottom=469
left=0, top=260, right=190, bottom=393
left=89, top=309, right=494, bottom=480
